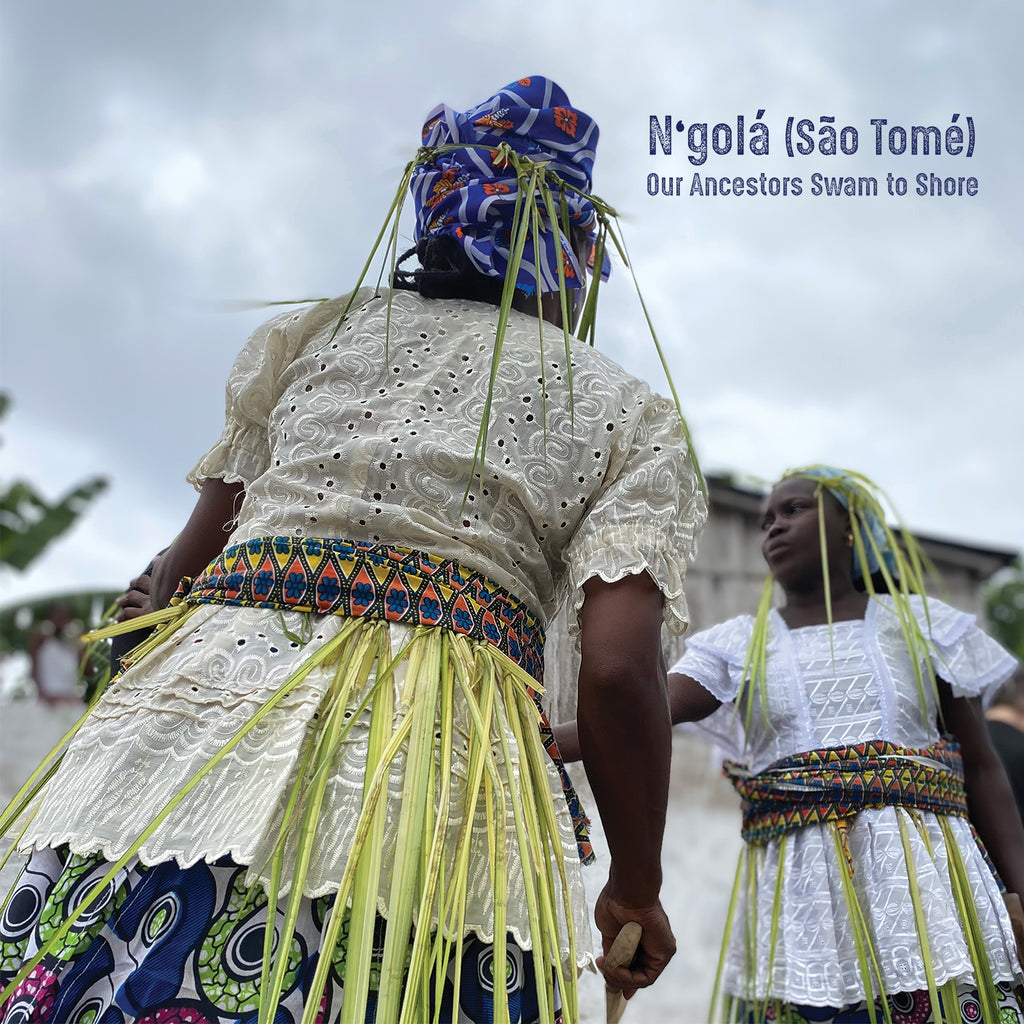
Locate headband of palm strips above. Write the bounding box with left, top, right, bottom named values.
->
left=328, top=75, right=705, bottom=501
left=737, top=465, right=944, bottom=737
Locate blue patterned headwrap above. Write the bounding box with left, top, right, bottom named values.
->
left=410, top=76, right=607, bottom=297
left=787, top=466, right=897, bottom=582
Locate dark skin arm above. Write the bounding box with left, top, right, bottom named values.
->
left=151, top=479, right=246, bottom=610
left=577, top=573, right=675, bottom=997
left=940, top=681, right=1024, bottom=898
left=554, top=669, right=722, bottom=764
left=668, top=670, right=723, bottom=725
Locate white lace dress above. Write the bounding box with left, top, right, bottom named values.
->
left=19, top=288, right=706, bottom=964
left=671, top=596, right=1021, bottom=1006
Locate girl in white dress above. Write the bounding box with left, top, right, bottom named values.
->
left=676, top=468, right=1024, bottom=1022
left=559, top=466, right=1023, bottom=1022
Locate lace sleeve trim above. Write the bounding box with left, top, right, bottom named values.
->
left=671, top=617, right=754, bottom=703
left=187, top=426, right=268, bottom=491
left=561, top=525, right=694, bottom=644
left=908, top=597, right=1018, bottom=704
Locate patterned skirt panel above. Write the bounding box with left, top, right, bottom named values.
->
left=0, top=848, right=562, bottom=1024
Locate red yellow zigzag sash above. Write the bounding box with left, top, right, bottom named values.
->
left=724, top=737, right=969, bottom=846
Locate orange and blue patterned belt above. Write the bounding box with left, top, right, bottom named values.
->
left=184, top=536, right=594, bottom=863
left=189, top=536, right=545, bottom=681
left=724, top=737, right=970, bottom=846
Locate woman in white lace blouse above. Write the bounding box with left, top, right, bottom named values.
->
left=0, top=78, right=706, bottom=1024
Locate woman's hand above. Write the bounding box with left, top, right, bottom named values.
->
left=114, top=555, right=163, bottom=621
left=594, top=886, right=676, bottom=999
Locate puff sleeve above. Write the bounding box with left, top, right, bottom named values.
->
left=669, top=616, right=754, bottom=762
left=560, top=390, right=707, bottom=640
left=669, top=616, right=756, bottom=703
left=914, top=597, right=1018, bottom=705
left=187, top=293, right=366, bottom=490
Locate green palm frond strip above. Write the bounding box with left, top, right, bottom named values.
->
left=937, top=816, right=1002, bottom=1024
left=829, top=825, right=890, bottom=1024
left=709, top=845, right=746, bottom=1022
left=760, top=833, right=788, bottom=1023
left=735, top=574, right=774, bottom=734
left=897, top=811, right=942, bottom=1021
left=304, top=140, right=705, bottom=507
left=1, top=615, right=364, bottom=1005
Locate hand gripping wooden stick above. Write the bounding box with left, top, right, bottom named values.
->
left=604, top=921, right=642, bottom=1024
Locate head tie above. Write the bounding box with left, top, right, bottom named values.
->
left=786, top=465, right=897, bottom=582
left=410, top=76, right=608, bottom=296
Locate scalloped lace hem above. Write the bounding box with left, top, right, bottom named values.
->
left=678, top=663, right=736, bottom=704
left=724, top=961, right=1024, bottom=1007
left=186, top=459, right=260, bottom=493
left=562, top=555, right=692, bottom=649
left=950, top=655, right=1020, bottom=706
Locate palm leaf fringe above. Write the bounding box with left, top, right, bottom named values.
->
left=2, top=621, right=578, bottom=1023
left=711, top=811, right=1012, bottom=1022
left=0, top=603, right=204, bottom=865
left=247, top=140, right=705, bottom=507
left=709, top=843, right=747, bottom=1022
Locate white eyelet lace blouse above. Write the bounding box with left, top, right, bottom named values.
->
left=20, top=288, right=706, bottom=962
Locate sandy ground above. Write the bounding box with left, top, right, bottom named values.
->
left=0, top=699, right=743, bottom=1023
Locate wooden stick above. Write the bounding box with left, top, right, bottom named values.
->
left=604, top=921, right=642, bottom=1024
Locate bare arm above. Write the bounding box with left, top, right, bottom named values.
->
left=553, top=668, right=721, bottom=765
left=151, top=479, right=246, bottom=609
left=940, top=681, right=1024, bottom=896
left=577, top=573, right=675, bottom=996
left=668, top=670, right=722, bottom=724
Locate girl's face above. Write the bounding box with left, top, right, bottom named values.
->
left=760, top=477, right=851, bottom=589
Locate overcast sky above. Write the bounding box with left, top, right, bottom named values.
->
left=1, top=1, right=1021, bottom=607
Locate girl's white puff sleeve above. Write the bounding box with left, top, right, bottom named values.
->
left=911, top=596, right=1018, bottom=705
left=669, top=616, right=756, bottom=702
left=669, top=616, right=753, bottom=761
left=560, top=392, right=707, bottom=642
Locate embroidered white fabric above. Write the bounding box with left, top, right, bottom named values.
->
left=188, top=289, right=705, bottom=639
left=671, top=596, right=1021, bottom=1005
left=21, top=290, right=706, bottom=966
left=23, top=610, right=593, bottom=962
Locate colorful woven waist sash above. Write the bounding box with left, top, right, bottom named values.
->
left=724, top=737, right=969, bottom=846
left=184, top=535, right=594, bottom=863
left=189, top=536, right=545, bottom=680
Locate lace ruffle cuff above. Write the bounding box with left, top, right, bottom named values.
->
left=561, top=521, right=695, bottom=646
left=187, top=425, right=268, bottom=491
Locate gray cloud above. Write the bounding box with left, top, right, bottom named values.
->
left=1, top=0, right=1020, bottom=604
